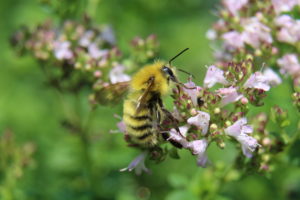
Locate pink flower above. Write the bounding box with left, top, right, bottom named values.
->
left=222, top=0, right=248, bottom=16
left=101, top=26, right=116, bottom=44
left=53, top=41, right=73, bottom=60
left=272, top=0, right=299, bottom=14
left=237, top=133, right=261, bottom=158
left=109, top=64, right=131, bottom=84
left=186, top=139, right=209, bottom=167
left=204, top=65, right=229, bottom=88
left=263, top=68, right=282, bottom=86
left=277, top=54, right=300, bottom=76
left=79, top=30, right=94, bottom=47
left=217, top=86, right=243, bottom=106
left=183, top=81, right=202, bottom=106
left=224, top=118, right=260, bottom=158
left=222, top=31, right=245, bottom=50
left=244, top=72, right=270, bottom=91
left=275, top=15, right=300, bottom=44
left=187, top=111, right=210, bottom=135
left=120, top=152, right=150, bottom=175
left=241, top=17, right=273, bottom=48
left=88, top=43, right=109, bottom=59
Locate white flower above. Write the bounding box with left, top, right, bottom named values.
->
left=217, top=86, right=243, bottom=106
left=109, top=64, right=131, bottom=84
left=187, top=111, right=210, bottom=135
left=204, top=65, right=229, bottom=88
left=222, top=31, right=245, bottom=50
left=183, top=81, right=202, bottom=106
left=272, top=0, right=299, bottom=14
left=277, top=54, right=300, bottom=76
left=79, top=30, right=94, bottom=47
left=244, top=72, right=270, bottom=91
left=222, top=0, right=248, bottom=16
left=120, top=152, right=150, bottom=175
left=53, top=41, right=73, bottom=60
left=225, top=118, right=260, bottom=158
left=242, top=17, right=273, bottom=48
left=186, top=139, right=209, bottom=167
left=263, top=68, right=282, bottom=86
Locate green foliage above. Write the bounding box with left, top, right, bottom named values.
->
left=1, top=0, right=300, bottom=200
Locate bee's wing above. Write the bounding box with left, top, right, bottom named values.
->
left=136, top=76, right=155, bottom=114
left=94, top=81, right=130, bottom=105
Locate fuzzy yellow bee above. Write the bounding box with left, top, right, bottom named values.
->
left=123, top=48, right=193, bottom=148
left=94, top=48, right=192, bottom=148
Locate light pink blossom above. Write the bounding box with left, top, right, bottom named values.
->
left=224, top=118, right=260, bottom=158
left=120, top=152, right=150, bottom=175
left=222, top=31, right=245, bottom=50
left=275, top=15, right=300, bottom=44
left=244, top=72, right=270, bottom=91
left=222, top=0, right=248, bottom=16
left=204, top=65, right=229, bottom=88
left=217, top=86, right=243, bottom=106
left=79, top=30, right=94, bottom=47
left=88, top=43, right=109, bottom=59
left=183, top=81, right=202, bottom=106
left=187, top=111, right=210, bottom=135
left=271, top=0, right=299, bottom=14
left=263, top=68, right=282, bottom=86
left=241, top=17, right=273, bottom=48
left=109, top=64, right=131, bottom=84
left=186, top=139, right=209, bottom=167
left=277, top=54, right=300, bottom=76
left=53, top=41, right=73, bottom=60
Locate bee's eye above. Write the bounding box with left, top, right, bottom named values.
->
left=162, top=66, right=174, bottom=76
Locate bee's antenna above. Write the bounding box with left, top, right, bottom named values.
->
left=178, top=68, right=195, bottom=79
left=169, top=48, right=189, bottom=66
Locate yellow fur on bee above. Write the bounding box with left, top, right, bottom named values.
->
left=130, top=61, right=169, bottom=96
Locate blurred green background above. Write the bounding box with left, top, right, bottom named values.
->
left=1, top=0, right=300, bottom=200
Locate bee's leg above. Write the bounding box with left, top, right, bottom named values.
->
left=157, top=98, right=183, bottom=137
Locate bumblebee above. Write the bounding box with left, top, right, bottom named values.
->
left=95, top=48, right=192, bottom=148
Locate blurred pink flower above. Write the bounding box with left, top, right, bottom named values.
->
left=222, top=31, right=245, bottom=50
left=109, top=64, right=131, bottom=84
left=242, top=17, right=273, bottom=48
left=244, top=72, right=270, bottom=91
left=53, top=41, right=73, bottom=60
left=275, top=15, right=300, bottom=44
left=79, top=30, right=94, bottom=47
left=217, top=86, right=243, bottom=106
left=187, top=111, right=210, bottom=135
left=237, top=133, right=261, bottom=158
left=222, top=0, right=248, bottom=16
left=204, top=65, right=229, bottom=88
left=186, top=139, right=209, bottom=167
left=120, top=152, right=150, bottom=175
left=263, top=68, right=282, bottom=86
left=277, top=54, right=300, bottom=75
left=272, top=0, right=299, bottom=14
left=88, top=43, right=109, bottom=59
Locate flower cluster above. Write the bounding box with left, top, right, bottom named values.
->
left=11, top=19, right=159, bottom=103
left=208, top=0, right=300, bottom=83
left=121, top=59, right=286, bottom=174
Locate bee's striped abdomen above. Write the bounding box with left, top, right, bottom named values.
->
left=123, top=99, right=158, bottom=147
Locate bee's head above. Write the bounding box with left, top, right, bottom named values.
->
left=161, top=65, right=177, bottom=83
